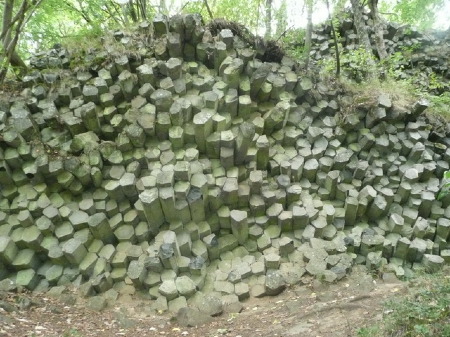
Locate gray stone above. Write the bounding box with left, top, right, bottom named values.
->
left=230, top=210, right=248, bottom=244
left=88, top=213, right=114, bottom=244
left=0, top=236, right=18, bottom=265
left=62, top=238, right=87, bottom=265
left=177, top=307, right=212, bottom=327
left=16, top=269, right=39, bottom=290
left=265, top=270, right=286, bottom=296
left=87, top=296, right=107, bottom=311
left=422, top=254, right=444, bottom=273
left=139, top=189, right=164, bottom=233
left=168, top=296, right=187, bottom=314
left=158, top=279, right=178, bottom=300
left=175, top=276, right=197, bottom=297
left=127, top=260, right=146, bottom=287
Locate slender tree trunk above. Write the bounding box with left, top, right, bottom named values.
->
left=128, top=0, right=138, bottom=22
left=368, top=0, right=388, bottom=60
left=264, top=0, right=272, bottom=39
left=349, top=0, right=372, bottom=55
left=325, top=0, right=340, bottom=77
left=138, top=0, right=147, bottom=20
left=203, top=0, right=213, bottom=20
left=303, top=0, right=313, bottom=69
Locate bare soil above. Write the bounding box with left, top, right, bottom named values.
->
left=0, top=266, right=407, bottom=337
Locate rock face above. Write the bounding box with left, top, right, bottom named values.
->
left=1, top=13, right=450, bottom=313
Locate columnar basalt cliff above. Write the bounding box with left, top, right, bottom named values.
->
left=0, top=13, right=450, bottom=315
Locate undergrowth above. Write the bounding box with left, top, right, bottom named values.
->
left=358, top=270, right=450, bottom=337
left=61, top=26, right=147, bottom=71
left=423, top=92, right=450, bottom=121
left=340, top=76, right=417, bottom=110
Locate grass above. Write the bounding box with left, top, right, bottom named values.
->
left=357, top=270, right=450, bottom=337
left=340, top=76, right=418, bottom=111
left=424, top=92, right=450, bottom=122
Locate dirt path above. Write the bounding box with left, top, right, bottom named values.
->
left=0, top=266, right=407, bottom=337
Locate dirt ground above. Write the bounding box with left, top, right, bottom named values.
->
left=0, top=266, right=408, bottom=337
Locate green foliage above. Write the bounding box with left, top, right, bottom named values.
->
left=280, top=28, right=306, bottom=60
left=357, top=272, right=450, bottom=337
left=214, top=0, right=261, bottom=31
left=274, top=0, right=288, bottom=38
left=357, top=326, right=380, bottom=337
left=380, top=43, right=421, bottom=78
left=15, top=0, right=157, bottom=62
left=336, top=47, right=377, bottom=82
left=428, top=72, right=447, bottom=91
left=382, top=51, right=407, bottom=78
left=380, top=0, right=446, bottom=30
left=184, top=0, right=263, bottom=33
left=182, top=1, right=209, bottom=20
left=429, top=92, right=450, bottom=117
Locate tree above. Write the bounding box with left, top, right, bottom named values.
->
left=303, top=0, right=313, bottom=69
left=184, top=0, right=263, bottom=34
left=274, top=0, right=287, bottom=38
left=1, top=0, right=43, bottom=82
left=325, top=0, right=340, bottom=76
left=368, top=0, right=387, bottom=60
left=380, top=0, right=445, bottom=30
left=264, top=0, right=272, bottom=39
left=203, top=0, right=213, bottom=20
left=349, top=0, right=373, bottom=55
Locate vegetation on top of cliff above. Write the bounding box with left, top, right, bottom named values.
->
left=1, top=0, right=449, bottom=126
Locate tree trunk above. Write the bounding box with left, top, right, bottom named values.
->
left=264, top=0, right=272, bottom=39
left=1, top=0, right=28, bottom=83
left=349, top=0, right=372, bottom=55
left=303, top=0, right=313, bottom=69
left=128, top=0, right=138, bottom=22
left=137, top=0, right=147, bottom=20
left=368, top=0, right=388, bottom=60
left=325, top=0, right=340, bottom=77
left=1, top=0, right=14, bottom=43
